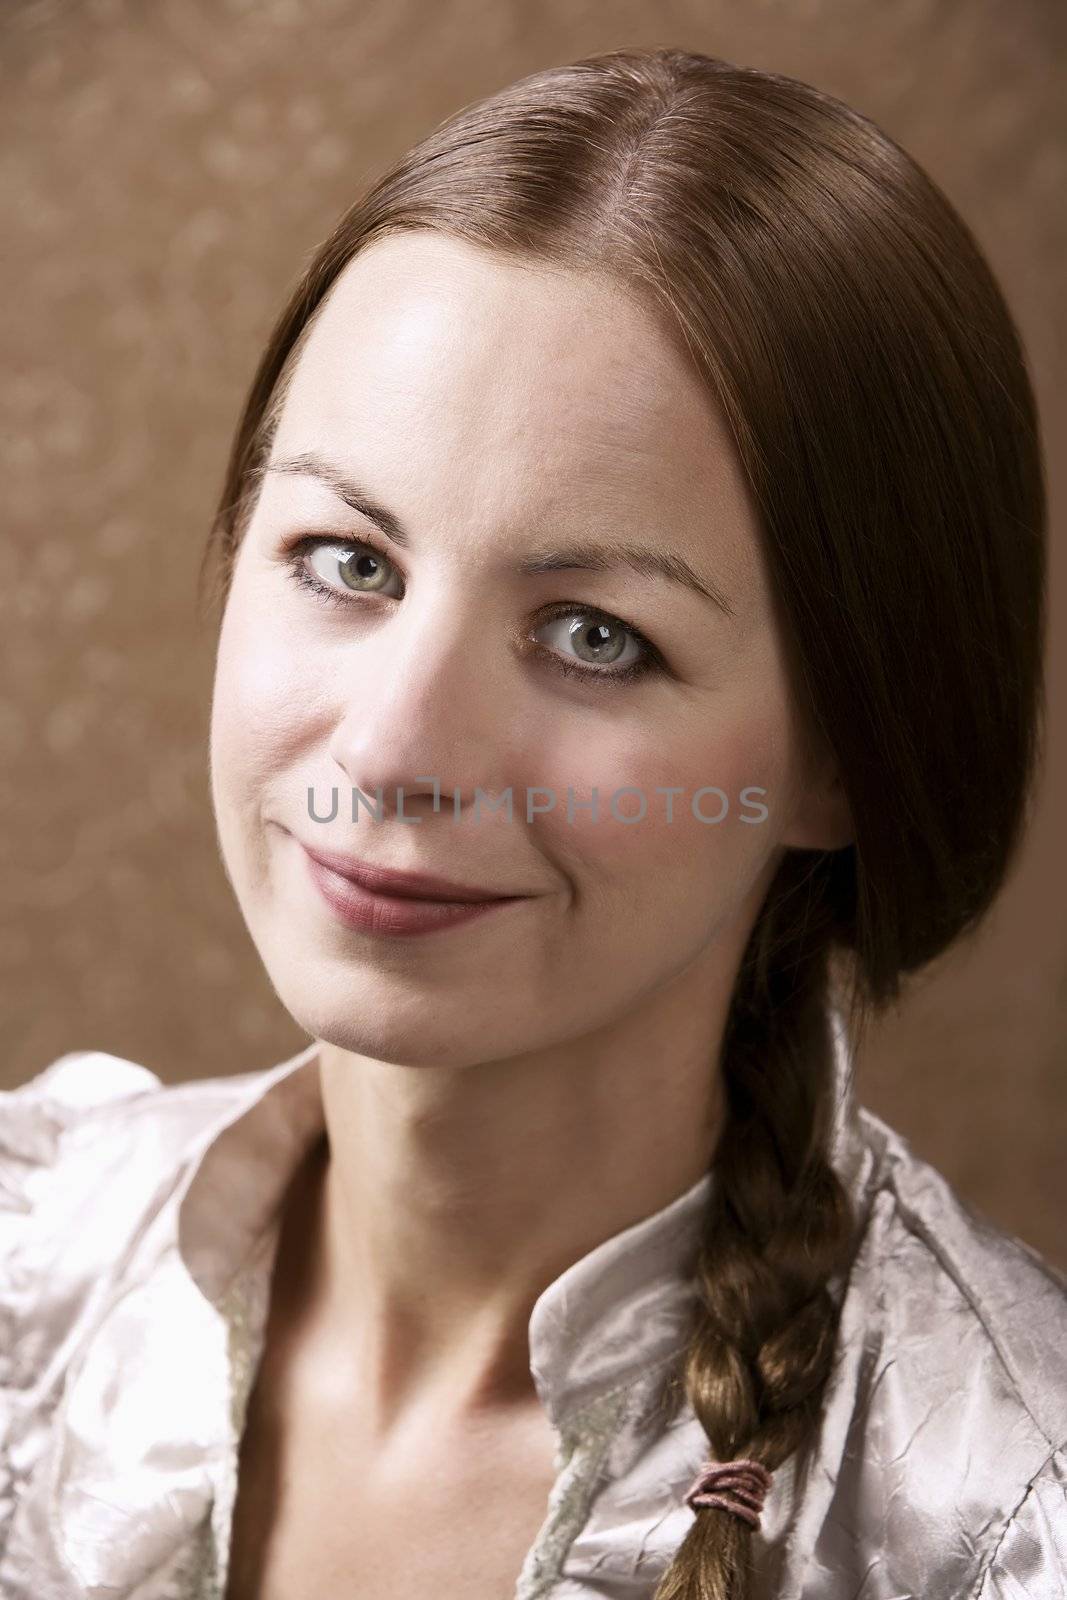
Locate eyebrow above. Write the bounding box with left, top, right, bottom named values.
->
left=264, top=451, right=735, bottom=618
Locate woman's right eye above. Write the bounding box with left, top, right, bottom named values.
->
left=283, top=535, right=402, bottom=607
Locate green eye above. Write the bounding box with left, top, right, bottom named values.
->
left=298, top=538, right=400, bottom=598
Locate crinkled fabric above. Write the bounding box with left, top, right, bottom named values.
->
left=1, top=1021, right=1065, bottom=1599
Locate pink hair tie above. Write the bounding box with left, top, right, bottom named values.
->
left=683, top=1458, right=773, bottom=1530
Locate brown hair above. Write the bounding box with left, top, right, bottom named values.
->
left=197, top=46, right=1047, bottom=1599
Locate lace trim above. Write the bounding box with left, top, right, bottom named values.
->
left=202, top=1228, right=279, bottom=1600
left=514, top=1384, right=633, bottom=1599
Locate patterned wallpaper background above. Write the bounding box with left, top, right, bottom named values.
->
left=2, top=0, right=1064, bottom=1268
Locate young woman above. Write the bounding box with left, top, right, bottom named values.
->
left=1, top=45, right=1063, bottom=1600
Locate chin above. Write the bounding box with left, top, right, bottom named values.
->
left=258, top=958, right=523, bottom=1070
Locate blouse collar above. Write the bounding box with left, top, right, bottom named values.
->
left=175, top=1039, right=713, bottom=1431
left=175, top=1007, right=867, bottom=1430
left=24, top=1012, right=867, bottom=1597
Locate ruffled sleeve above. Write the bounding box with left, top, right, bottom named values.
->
left=971, top=1445, right=1067, bottom=1599
left=0, top=1052, right=162, bottom=1560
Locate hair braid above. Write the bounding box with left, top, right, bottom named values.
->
left=653, top=851, right=857, bottom=1600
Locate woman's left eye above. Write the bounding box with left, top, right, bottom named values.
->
left=282, top=536, right=665, bottom=690
left=530, top=603, right=663, bottom=688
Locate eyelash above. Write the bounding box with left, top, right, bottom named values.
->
left=281, top=535, right=666, bottom=690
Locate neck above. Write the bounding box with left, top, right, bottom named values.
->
left=288, top=951, right=737, bottom=1447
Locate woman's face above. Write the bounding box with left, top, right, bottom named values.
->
left=210, top=231, right=843, bottom=1065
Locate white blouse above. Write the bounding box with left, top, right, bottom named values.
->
left=1, top=1018, right=1065, bottom=1599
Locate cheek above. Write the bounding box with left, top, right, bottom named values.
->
left=210, top=589, right=323, bottom=804
left=538, top=698, right=794, bottom=909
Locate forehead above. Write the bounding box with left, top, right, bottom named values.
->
left=270, top=231, right=764, bottom=596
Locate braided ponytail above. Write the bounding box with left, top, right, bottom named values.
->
left=653, top=851, right=855, bottom=1600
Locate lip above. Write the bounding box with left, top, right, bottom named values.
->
left=300, top=849, right=524, bottom=939
left=298, top=842, right=519, bottom=903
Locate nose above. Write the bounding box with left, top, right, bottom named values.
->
left=325, top=586, right=517, bottom=822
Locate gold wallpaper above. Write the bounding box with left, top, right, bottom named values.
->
left=2, top=0, right=1064, bottom=1269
